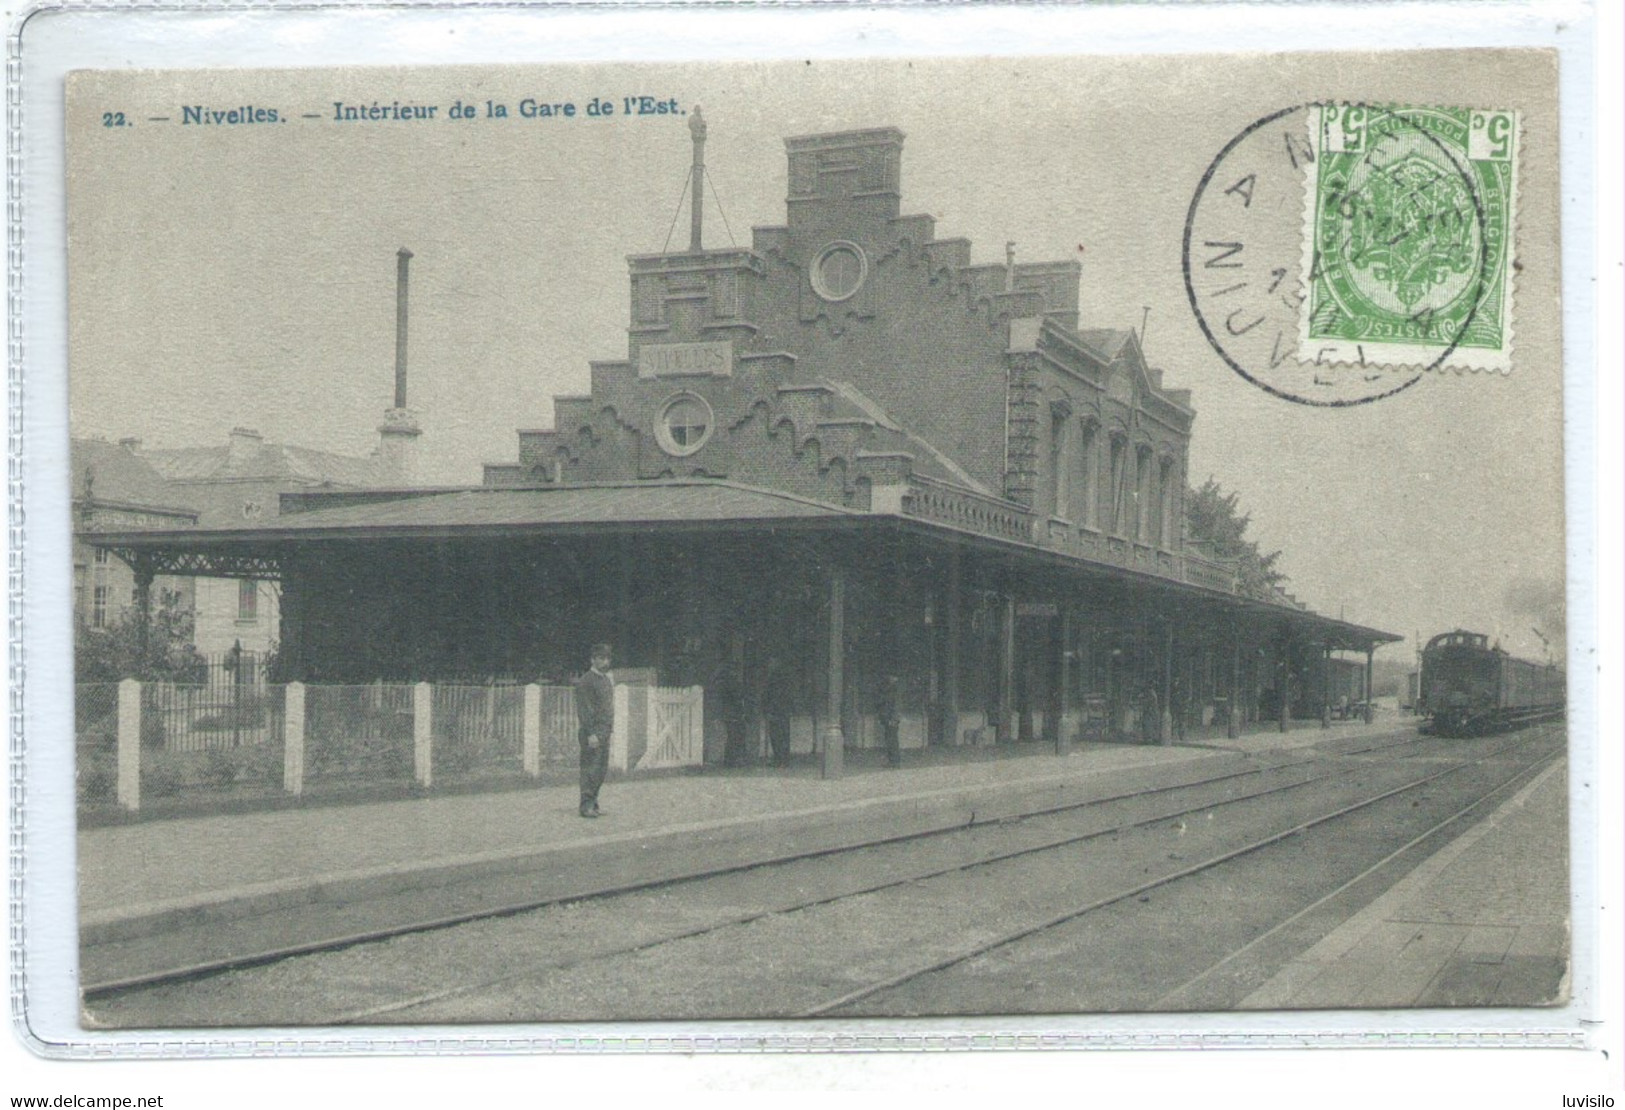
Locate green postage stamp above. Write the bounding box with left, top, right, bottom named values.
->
left=1301, top=104, right=1519, bottom=373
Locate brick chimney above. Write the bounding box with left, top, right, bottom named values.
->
left=378, top=247, right=422, bottom=484
left=227, top=426, right=263, bottom=467
left=378, top=409, right=420, bottom=484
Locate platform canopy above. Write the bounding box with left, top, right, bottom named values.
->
left=85, top=477, right=1401, bottom=654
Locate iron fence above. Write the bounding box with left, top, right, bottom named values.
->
left=139, top=680, right=283, bottom=753
left=194, top=648, right=273, bottom=688
left=304, top=683, right=415, bottom=784
left=138, top=683, right=286, bottom=802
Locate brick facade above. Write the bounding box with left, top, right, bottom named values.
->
left=89, top=122, right=1397, bottom=757
left=486, top=125, right=1194, bottom=566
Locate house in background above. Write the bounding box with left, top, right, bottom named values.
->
left=72, top=438, right=199, bottom=635
left=75, top=249, right=428, bottom=662
left=131, top=423, right=413, bottom=655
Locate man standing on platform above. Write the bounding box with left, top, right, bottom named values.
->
left=575, top=643, right=614, bottom=818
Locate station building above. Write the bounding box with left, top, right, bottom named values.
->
left=89, top=117, right=1399, bottom=768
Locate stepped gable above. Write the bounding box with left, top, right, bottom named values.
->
left=487, top=122, right=1194, bottom=531
left=492, top=362, right=979, bottom=511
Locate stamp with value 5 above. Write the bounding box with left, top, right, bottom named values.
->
left=1301, top=104, right=1519, bottom=374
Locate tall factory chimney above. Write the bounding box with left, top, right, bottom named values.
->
left=689, top=107, right=706, bottom=252
left=378, top=246, right=422, bottom=484
left=394, top=246, right=412, bottom=408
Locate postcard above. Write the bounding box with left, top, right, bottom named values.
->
left=52, top=46, right=1576, bottom=1044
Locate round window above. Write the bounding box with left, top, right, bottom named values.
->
left=655, top=393, right=714, bottom=457
left=811, top=241, right=867, bottom=302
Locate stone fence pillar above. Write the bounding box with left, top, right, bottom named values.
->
left=522, top=684, right=542, bottom=776
left=116, top=678, right=141, bottom=812
left=284, top=681, right=306, bottom=796
left=413, top=681, right=433, bottom=788
left=610, top=684, right=631, bottom=773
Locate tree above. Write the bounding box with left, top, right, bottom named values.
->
left=75, top=587, right=208, bottom=683
left=1185, top=478, right=1286, bottom=601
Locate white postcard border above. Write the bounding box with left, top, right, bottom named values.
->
left=9, top=0, right=1608, bottom=1072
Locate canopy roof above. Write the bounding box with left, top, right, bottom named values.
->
left=89, top=480, right=853, bottom=544
left=85, top=478, right=1400, bottom=649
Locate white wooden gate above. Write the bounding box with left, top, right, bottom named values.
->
left=627, top=685, right=705, bottom=773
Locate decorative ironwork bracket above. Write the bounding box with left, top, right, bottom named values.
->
left=100, top=545, right=283, bottom=581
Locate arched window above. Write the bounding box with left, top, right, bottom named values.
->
left=1134, top=445, right=1154, bottom=543
left=1108, top=434, right=1127, bottom=535
left=1049, top=402, right=1072, bottom=520
left=1076, top=419, right=1099, bottom=528
left=1154, top=456, right=1174, bottom=548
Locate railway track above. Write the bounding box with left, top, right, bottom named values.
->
left=809, top=724, right=1560, bottom=1016
left=82, top=727, right=1434, bottom=999
left=81, top=723, right=1559, bottom=1024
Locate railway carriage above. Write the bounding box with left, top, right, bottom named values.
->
left=1418, top=629, right=1564, bottom=737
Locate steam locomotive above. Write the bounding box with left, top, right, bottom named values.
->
left=1418, top=629, right=1564, bottom=737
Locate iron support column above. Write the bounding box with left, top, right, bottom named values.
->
left=279, top=549, right=304, bottom=681
left=1161, top=620, right=1174, bottom=745
left=616, top=537, right=634, bottom=665
left=133, top=561, right=155, bottom=670
left=1056, top=603, right=1072, bottom=756
left=942, top=547, right=961, bottom=746
left=997, top=595, right=1016, bottom=743
left=884, top=543, right=905, bottom=769
left=1365, top=645, right=1376, bottom=724
left=1321, top=646, right=1333, bottom=729
left=1278, top=631, right=1291, bottom=733
left=1228, top=628, right=1242, bottom=740
left=821, top=566, right=845, bottom=779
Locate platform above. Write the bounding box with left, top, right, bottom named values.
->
left=1239, top=753, right=1569, bottom=1009
left=79, top=734, right=1228, bottom=941
left=79, top=710, right=1566, bottom=1012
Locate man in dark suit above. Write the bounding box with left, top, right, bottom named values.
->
left=574, top=643, right=614, bottom=818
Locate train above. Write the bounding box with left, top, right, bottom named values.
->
left=1418, top=629, right=1564, bottom=737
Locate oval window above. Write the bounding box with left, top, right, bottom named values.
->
left=811, top=242, right=867, bottom=302
left=656, top=393, right=714, bottom=457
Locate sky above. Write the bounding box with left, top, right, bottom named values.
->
left=66, top=51, right=1567, bottom=663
